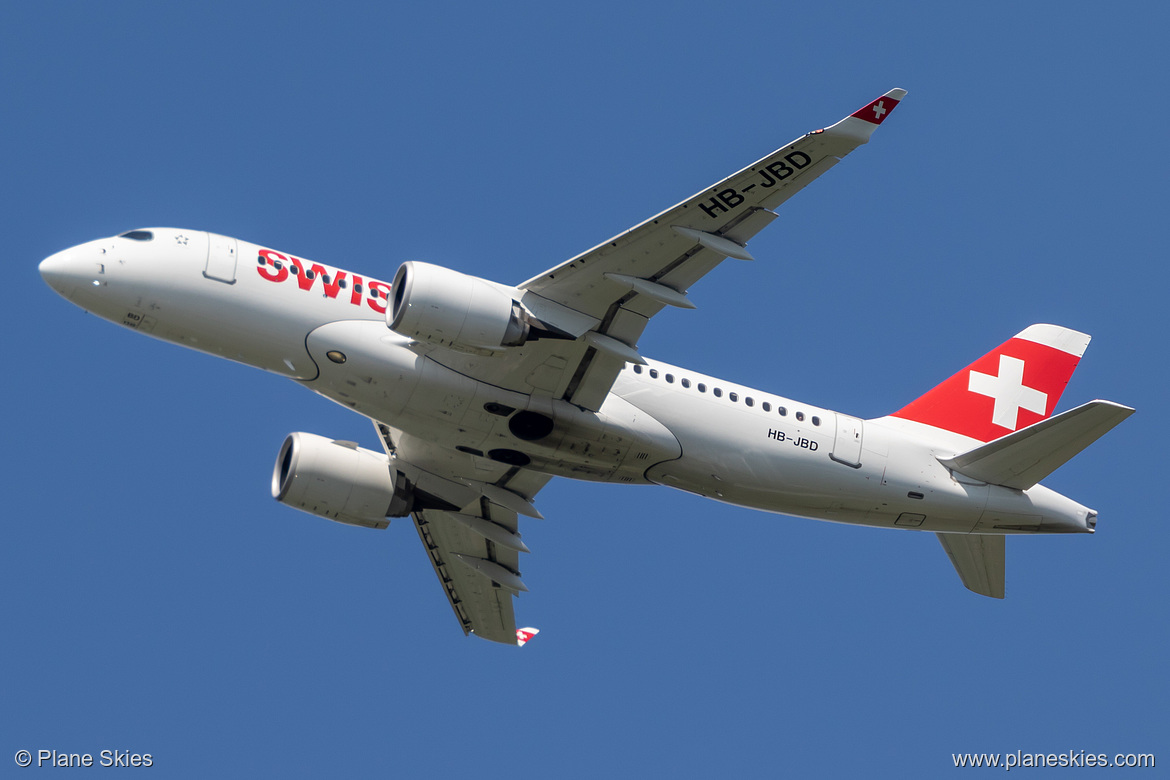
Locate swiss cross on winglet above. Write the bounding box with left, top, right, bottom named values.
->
left=516, top=627, right=539, bottom=646
left=851, top=88, right=907, bottom=125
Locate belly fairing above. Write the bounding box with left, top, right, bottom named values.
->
left=302, top=323, right=681, bottom=482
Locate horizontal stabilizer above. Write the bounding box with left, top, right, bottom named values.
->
left=937, top=533, right=1005, bottom=599
left=939, top=400, right=1134, bottom=490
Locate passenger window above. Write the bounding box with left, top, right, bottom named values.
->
left=745, top=397, right=754, bottom=407
left=698, top=383, right=707, bottom=393
left=812, top=416, right=821, bottom=426
left=713, top=388, right=723, bottom=398
left=681, top=378, right=691, bottom=388
left=796, top=411, right=805, bottom=422
left=649, top=369, right=659, bottom=379
left=762, top=401, right=771, bottom=412
left=665, top=374, right=674, bottom=383
left=778, top=407, right=787, bottom=416
left=729, top=392, right=738, bottom=402
left=633, top=364, right=643, bottom=374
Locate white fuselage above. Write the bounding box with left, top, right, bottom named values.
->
left=40, top=229, right=1095, bottom=536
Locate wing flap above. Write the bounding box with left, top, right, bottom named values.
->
left=937, top=533, right=1005, bottom=599
left=721, top=206, right=780, bottom=245
left=939, top=401, right=1134, bottom=490
left=413, top=505, right=521, bottom=644
left=378, top=423, right=548, bottom=645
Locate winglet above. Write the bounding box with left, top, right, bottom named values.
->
left=516, top=627, right=539, bottom=646
left=826, top=88, right=907, bottom=142
left=851, top=88, right=907, bottom=124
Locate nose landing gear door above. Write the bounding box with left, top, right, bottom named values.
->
left=204, top=232, right=238, bottom=284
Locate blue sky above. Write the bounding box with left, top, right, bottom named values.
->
left=3, top=1, right=1166, bottom=776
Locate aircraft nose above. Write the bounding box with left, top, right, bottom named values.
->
left=40, top=246, right=95, bottom=297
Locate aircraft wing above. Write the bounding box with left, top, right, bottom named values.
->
left=416, top=89, right=907, bottom=411
left=374, top=422, right=550, bottom=645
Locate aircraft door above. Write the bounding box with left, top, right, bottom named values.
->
left=831, top=413, right=863, bottom=468
left=204, top=232, right=238, bottom=284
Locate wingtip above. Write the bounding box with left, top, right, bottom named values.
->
left=846, top=90, right=906, bottom=129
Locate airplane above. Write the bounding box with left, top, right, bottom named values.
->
left=39, top=88, right=1134, bottom=645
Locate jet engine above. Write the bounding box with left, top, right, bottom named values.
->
left=272, top=432, right=413, bottom=529
left=388, top=261, right=531, bottom=350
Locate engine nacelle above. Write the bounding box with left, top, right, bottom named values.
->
left=272, top=432, right=413, bottom=529
left=388, top=261, right=530, bottom=350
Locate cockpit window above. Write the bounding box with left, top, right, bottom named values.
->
left=118, top=230, right=154, bottom=242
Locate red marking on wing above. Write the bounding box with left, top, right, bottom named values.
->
left=851, top=96, right=900, bottom=125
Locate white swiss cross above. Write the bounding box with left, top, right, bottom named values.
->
left=872, top=100, right=887, bottom=120
left=968, top=355, right=1048, bottom=430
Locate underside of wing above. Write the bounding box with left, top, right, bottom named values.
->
left=520, top=89, right=908, bottom=314
left=412, top=505, right=524, bottom=644
left=374, top=422, right=549, bottom=645
left=405, top=89, right=906, bottom=412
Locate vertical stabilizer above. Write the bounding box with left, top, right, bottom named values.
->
left=937, top=533, right=1005, bottom=599
left=891, top=325, right=1090, bottom=442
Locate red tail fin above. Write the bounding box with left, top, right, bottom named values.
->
left=891, top=324, right=1090, bottom=442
